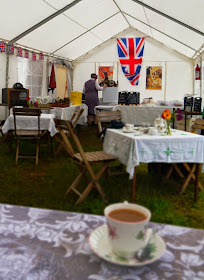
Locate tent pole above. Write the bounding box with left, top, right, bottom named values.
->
left=200, top=56, right=202, bottom=98
left=5, top=44, right=10, bottom=88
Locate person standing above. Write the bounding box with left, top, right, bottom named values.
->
left=83, top=73, right=107, bottom=125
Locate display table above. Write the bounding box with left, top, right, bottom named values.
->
left=51, top=104, right=88, bottom=125
left=0, top=203, right=203, bottom=280
left=112, top=105, right=183, bottom=125
left=2, top=113, right=57, bottom=137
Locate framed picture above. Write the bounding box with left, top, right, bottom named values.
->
left=98, top=66, right=113, bottom=85
left=146, top=66, right=162, bottom=90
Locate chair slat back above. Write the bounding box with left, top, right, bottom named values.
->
left=66, top=120, right=90, bottom=166
left=191, top=118, right=204, bottom=133
left=13, top=107, right=41, bottom=135
left=54, top=119, right=75, bottom=157
left=96, top=110, right=122, bottom=139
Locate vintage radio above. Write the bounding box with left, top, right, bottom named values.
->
left=2, top=88, right=29, bottom=109
left=194, top=97, right=202, bottom=112
left=118, top=91, right=128, bottom=105
left=184, top=96, right=194, bottom=112
left=127, top=92, right=140, bottom=105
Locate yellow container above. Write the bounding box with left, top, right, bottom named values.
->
left=70, top=91, right=82, bottom=105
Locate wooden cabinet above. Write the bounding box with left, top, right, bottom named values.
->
left=2, top=88, right=29, bottom=109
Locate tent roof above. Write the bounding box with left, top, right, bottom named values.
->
left=1, top=0, right=204, bottom=61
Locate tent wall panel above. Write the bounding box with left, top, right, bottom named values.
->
left=73, top=29, right=193, bottom=102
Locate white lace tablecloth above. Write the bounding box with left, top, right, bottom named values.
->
left=112, top=105, right=183, bottom=125
left=0, top=203, right=203, bottom=280
left=51, top=104, right=88, bottom=124
left=103, top=128, right=204, bottom=179
left=2, top=113, right=57, bottom=137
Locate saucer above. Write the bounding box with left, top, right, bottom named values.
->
left=123, top=129, right=135, bottom=133
left=89, top=224, right=166, bottom=266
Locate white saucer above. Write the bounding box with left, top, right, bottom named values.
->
left=123, top=129, right=135, bottom=133
left=89, top=224, right=166, bottom=266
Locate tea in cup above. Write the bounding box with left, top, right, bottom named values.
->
left=125, top=123, right=134, bottom=131
left=104, top=202, right=151, bottom=258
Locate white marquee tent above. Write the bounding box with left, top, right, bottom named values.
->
left=0, top=0, right=204, bottom=111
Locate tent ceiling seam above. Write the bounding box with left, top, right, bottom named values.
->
left=131, top=0, right=204, bottom=36
left=112, top=0, right=131, bottom=27
left=51, top=11, right=121, bottom=55
left=73, top=27, right=130, bottom=63
left=9, top=0, right=83, bottom=44
left=142, top=4, right=153, bottom=37
left=123, top=12, right=196, bottom=53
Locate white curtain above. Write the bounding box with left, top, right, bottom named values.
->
left=66, top=67, right=72, bottom=97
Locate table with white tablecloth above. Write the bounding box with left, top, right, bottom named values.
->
left=2, top=113, right=57, bottom=137
left=0, top=203, right=203, bottom=280
left=112, top=105, right=183, bottom=125
left=51, top=104, right=88, bottom=125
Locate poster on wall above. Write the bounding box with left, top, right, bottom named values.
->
left=146, top=66, right=162, bottom=90
left=98, top=66, right=113, bottom=85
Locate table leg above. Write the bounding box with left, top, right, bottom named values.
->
left=132, top=166, right=137, bottom=202
left=195, top=163, right=200, bottom=203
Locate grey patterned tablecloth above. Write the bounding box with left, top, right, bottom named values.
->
left=0, top=203, right=203, bottom=280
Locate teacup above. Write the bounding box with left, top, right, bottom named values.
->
left=148, top=127, right=158, bottom=136
left=125, top=123, right=134, bottom=131
left=104, top=202, right=151, bottom=259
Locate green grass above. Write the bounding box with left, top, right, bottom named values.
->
left=0, top=124, right=203, bottom=229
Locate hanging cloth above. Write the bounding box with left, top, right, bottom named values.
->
left=49, top=63, right=56, bottom=88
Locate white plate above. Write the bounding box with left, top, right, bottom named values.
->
left=89, top=224, right=166, bottom=266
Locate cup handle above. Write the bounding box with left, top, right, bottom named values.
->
left=144, top=228, right=153, bottom=246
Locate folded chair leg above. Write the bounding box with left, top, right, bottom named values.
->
left=75, top=162, right=109, bottom=205
left=66, top=169, right=86, bottom=196
left=180, top=164, right=196, bottom=194
left=16, top=138, right=20, bottom=164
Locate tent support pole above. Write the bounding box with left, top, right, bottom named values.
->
left=200, top=56, right=202, bottom=98
left=5, top=44, right=10, bottom=88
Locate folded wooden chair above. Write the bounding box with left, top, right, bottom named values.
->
left=54, top=107, right=84, bottom=156
left=55, top=119, right=118, bottom=204
left=13, top=107, right=42, bottom=165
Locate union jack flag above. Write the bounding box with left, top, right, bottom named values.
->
left=0, top=41, right=5, bottom=52
left=24, top=49, right=29, bottom=58
left=39, top=52, right=44, bottom=60
left=9, top=44, right=14, bottom=55
left=117, top=38, right=145, bottom=85
left=17, top=47, right=22, bottom=57
left=32, top=52, right=36, bottom=61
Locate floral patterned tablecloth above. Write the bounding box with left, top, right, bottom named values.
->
left=0, top=203, right=203, bottom=280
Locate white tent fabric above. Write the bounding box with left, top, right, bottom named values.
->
left=0, top=0, right=203, bottom=60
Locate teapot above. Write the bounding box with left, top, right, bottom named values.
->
left=154, top=116, right=166, bottom=132
left=42, top=95, right=51, bottom=104
left=35, top=97, right=43, bottom=104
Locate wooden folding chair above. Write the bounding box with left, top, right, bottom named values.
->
left=13, top=107, right=42, bottom=165
left=38, top=104, right=52, bottom=113
left=54, top=107, right=84, bottom=156
left=55, top=119, right=118, bottom=204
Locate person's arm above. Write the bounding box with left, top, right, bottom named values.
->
left=95, top=80, right=107, bottom=91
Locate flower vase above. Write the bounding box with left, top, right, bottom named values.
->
left=166, top=121, right=172, bottom=135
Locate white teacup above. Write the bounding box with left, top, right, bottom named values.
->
left=125, top=123, right=134, bottom=131
left=104, top=202, right=151, bottom=259
left=148, top=127, right=158, bottom=136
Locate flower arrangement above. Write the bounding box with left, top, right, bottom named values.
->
left=26, top=97, right=38, bottom=108
left=161, top=108, right=183, bottom=135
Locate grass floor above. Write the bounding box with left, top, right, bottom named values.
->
left=0, top=124, right=203, bottom=230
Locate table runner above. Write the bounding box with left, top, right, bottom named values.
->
left=0, top=203, right=203, bottom=280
